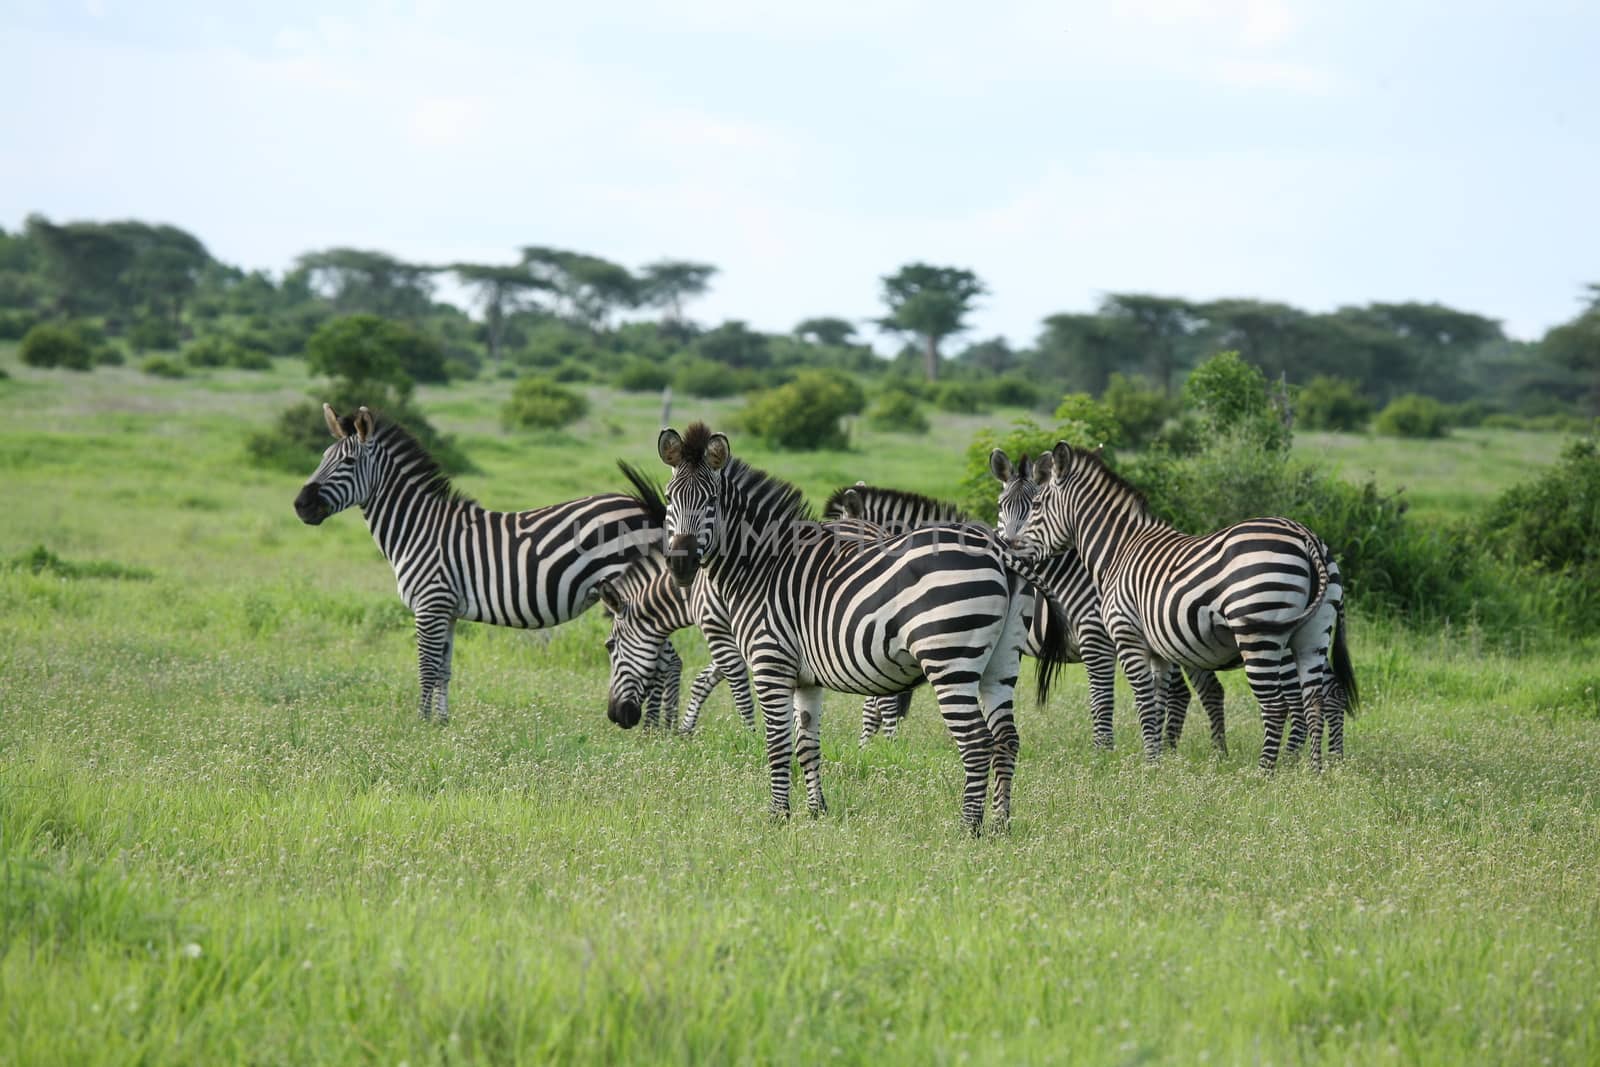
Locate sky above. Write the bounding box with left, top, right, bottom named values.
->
left=2, top=0, right=1597, bottom=345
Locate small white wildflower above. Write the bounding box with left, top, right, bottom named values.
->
left=181, top=943, right=202, bottom=959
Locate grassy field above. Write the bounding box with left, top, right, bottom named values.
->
left=2, top=352, right=1597, bottom=1065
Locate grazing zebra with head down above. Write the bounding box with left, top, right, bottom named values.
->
left=596, top=551, right=757, bottom=732
left=293, top=404, right=664, bottom=722
left=1017, top=442, right=1357, bottom=769
left=990, top=449, right=1230, bottom=754
left=644, top=422, right=1052, bottom=833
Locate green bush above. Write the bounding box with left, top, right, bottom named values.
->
left=0, top=310, right=38, bottom=341
left=1297, top=376, right=1373, bottom=432
left=550, top=360, right=593, bottom=383
left=306, top=315, right=450, bottom=389
left=1102, top=373, right=1176, bottom=447
left=1051, top=393, right=1121, bottom=449
left=246, top=395, right=473, bottom=476
left=127, top=316, right=179, bottom=353
left=1482, top=437, right=1600, bottom=574
left=502, top=376, right=589, bottom=430
left=1375, top=394, right=1451, bottom=438
left=865, top=390, right=929, bottom=434
left=184, top=335, right=243, bottom=368
left=1481, top=413, right=1525, bottom=431
left=1181, top=350, right=1289, bottom=450
left=932, top=381, right=989, bottom=414
left=959, top=415, right=1104, bottom=523
left=737, top=370, right=863, bottom=450
left=515, top=322, right=607, bottom=371
left=675, top=357, right=753, bottom=398
left=986, top=376, right=1039, bottom=409
left=20, top=321, right=94, bottom=370
left=1446, top=399, right=1491, bottom=428
left=141, top=356, right=187, bottom=378
left=615, top=358, right=672, bottom=392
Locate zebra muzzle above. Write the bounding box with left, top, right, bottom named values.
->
left=294, top=484, right=330, bottom=525
left=665, top=534, right=700, bottom=587
left=608, top=697, right=642, bottom=730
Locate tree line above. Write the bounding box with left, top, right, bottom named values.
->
left=1, top=212, right=1596, bottom=417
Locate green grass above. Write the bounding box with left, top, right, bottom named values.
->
left=1, top=350, right=1598, bottom=1064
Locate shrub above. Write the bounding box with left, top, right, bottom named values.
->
left=515, top=322, right=606, bottom=371
left=865, top=391, right=929, bottom=434
left=1446, top=399, right=1491, bottom=428
left=1481, top=437, right=1600, bottom=573
left=1375, top=394, right=1451, bottom=438
left=246, top=395, right=473, bottom=476
left=615, top=358, right=672, bottom=393
left=306, top=315, right=450, bottom=389
left=184, top=335, right=243, bottom=368
left=932, top=381, right=989, bottom=414
left=0, top=310, right=38, bottom=341
left=738, top=370, right=863, bottom=450
left=127, top=315, right=179, bottom=353
left=959, top=415, right=1105, bottom=523
left=1481, top=413, right=1525, bottom=431
left=1103, top=373, right=1177, bottom=448
left=1181, top=350, right=1289, bottom=450
left=231, top=349, right=273, bottom=371
left=985, top=375, right=1039, bottom=409
left=502, top=376, right=589, bottom=430
left=1052, top=393, right=1121, bottom=449
left=141, top=356, right=187, bottom=378
left=675, top=357, right=753, bottom=398
left=1296, top=376, right=1373, bottom=432
left=19, top=321, right=94, bottom=370
left=550, top=360, right=593, bottom=383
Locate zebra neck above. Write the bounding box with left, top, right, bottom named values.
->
left=361, top=459, right=463, bottom=569
left=1067, top=475, right=1165, bottom=580
left=701, top=478, right=792, bottom=607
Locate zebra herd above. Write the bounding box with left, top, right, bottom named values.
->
left=295, top=405, right=1357, bottom=833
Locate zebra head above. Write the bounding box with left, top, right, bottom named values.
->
left=294, top=404, right=379, bottom=525
left=658, top=423, right=730, bottom=588
left=597, top=581, right=659, bottom=730
left=990, top=448, right=1043, bottom=544
left=1017, top=441, right=1093, bottom=559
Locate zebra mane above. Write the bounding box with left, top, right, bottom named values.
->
left=724, top=458, right=814, bottom=526
left=679, top=421, right=717, bottom=465
left=372, top=416, right=473, bottom=507
left=1068, top=445, right=1153, bottom=517
left=821, top=484, right=971, bottom=523
left=617, top=461, right=667, bottom=526
left=605, top=547, right=671, bottom=603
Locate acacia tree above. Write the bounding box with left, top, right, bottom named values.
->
left=295, top=248, right=434, bottom=320
left=1543, top=285, right=1600, bottom=414
left=879, top=263, right=985, bottom=382
left=1032, top=312, right=1138, bottom=396
left=451, top=263, right=548, bottom=365
left=520, top=246, right=638, bottom=332
left=794, top=317, right=858, bottom=347
left=638, top=260, right=717, bottom=323
left=1099, top=293, right=1198, bottom=396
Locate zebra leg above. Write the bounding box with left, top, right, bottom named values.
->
left=705, top=631, right=757, bottom=732
left=928, top=675, right=995, bottom=835
left=680, top=664, right=721, bottom=734
left=753, top=673, right=798, bottom=818
left=1113, top=645, right=1167, bottom=762
left=414, top=612, right=452, bottom=723
left=882, top=692, right=912, bottom=739
left=1160, top=664, right=1191, bottom=752
left=642, top=668, right=663, bottom=729
left=1241, top=645, right=1296, bottom=771
left=979, top=679, right=1021, bottom=830
left=1327, top=688, right=1346, bottom=760
left=659, top=643, right=683, bottom=731
left=1080, top=624, right=1117, bottom=750
left=859, top=696, right=882, bottom=747
left=434, top=620, right=456, bottom=724
left=1186, top=668, right=1228, bottom=756
left=793, top=686, right=827, bottom=816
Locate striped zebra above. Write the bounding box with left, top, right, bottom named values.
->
left=649, top=422, right=1059, bottom=832
left=596, top=552, right=757, bottom=732
left=821, top=483, right=1069, bottom=745
left=293, top=404, right=664, bottom=722
left=990, top=449, right=1229, bottom=754
left=1017, top=442, right=1357, bottom=769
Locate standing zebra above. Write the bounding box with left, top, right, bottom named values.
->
left=647, top=422, right=1051, bottom=833
left=1017, top=442, right=1357, bottom=769
left=596, top=551, right=758, bottom=732
left=293, top=404, right=665, bottom=722
left=990, top=450, right=1230, bottom=754
left=821, top=483, right=1070, bottom=746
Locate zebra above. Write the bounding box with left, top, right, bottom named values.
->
left=292, top=404, right=665, bottom=723
left=596, top=551, right=758, bottom=733
left=989, top=449, right=1229, bottom=755
left=1016, top=442, right=1358, bottom=769
left=820, top=483, right=1069, bottom=746
left=646, top=422, right=1064, bottom=833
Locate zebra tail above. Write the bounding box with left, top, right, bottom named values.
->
left=617, top=461, right=667, bottom=526
left=1033, top=591, right=1073, bottom=708
left=1331, top=596, right=1360, bottom=716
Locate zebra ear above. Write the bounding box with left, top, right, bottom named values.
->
left=323, top=403, right=346, bottom=440
left=658, top=428, right=684, bottom=467
left=1052, top=441, right=1073, bottom=476
left=1034, top=450, right=1055, bottom=484
left=353, top=407, right=375, bottom=443
left=840, top=488, right=865, bottom=518
left=988, top=448, right=1012, bottom=484
left=705, top=433, right=731, bottom=471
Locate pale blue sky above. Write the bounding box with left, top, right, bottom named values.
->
left=3, top=1, right=1596, bottom=344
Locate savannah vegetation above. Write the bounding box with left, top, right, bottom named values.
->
left=2, top=213, right=1599, bottom=1064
